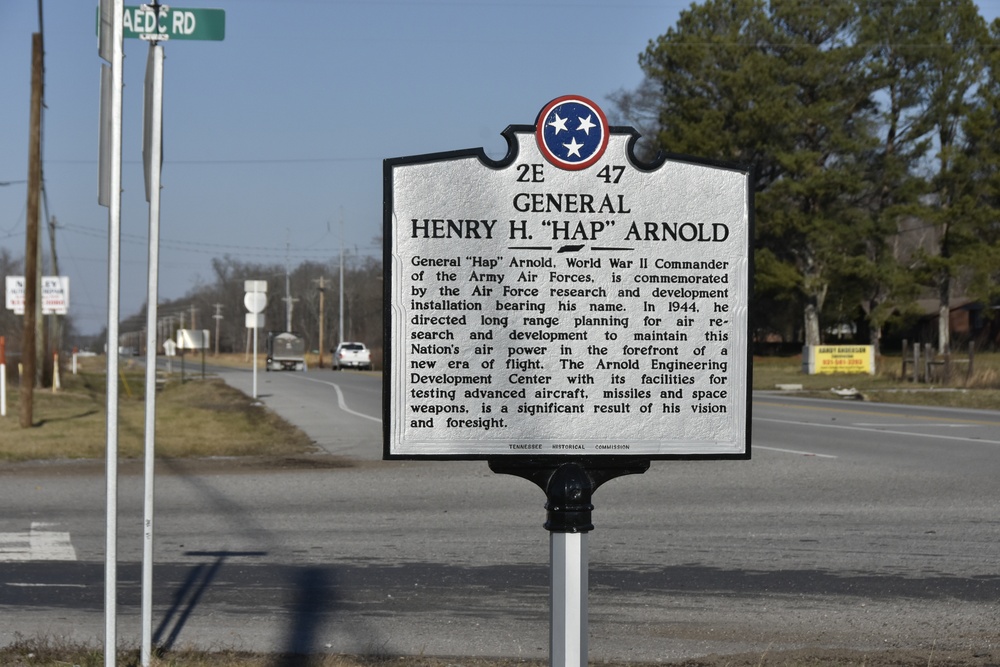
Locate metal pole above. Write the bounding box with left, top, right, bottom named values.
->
left=1, top=336, right=6, bottom=417
left=285, top=243, right=292, bottom=331
left=551, top=532, right=588, bottom=665
left=104, top=2, right=125, bottom=664
left=140, top=41, right=164, bottom=667
left=339, top=218, right=344, bottom=345
left=252, top=286, right=259, bottom=399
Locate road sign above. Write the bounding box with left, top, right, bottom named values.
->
left=176, top=329, right=210, bottom=350
left=100, top=6, right=226, bottom=42
left=5, top=276, right=70, bottom=315
left=384, top=95, right=752, bottom=460
left=244, top=280, right=267, bottom=293
left=244, top=292, right=266, bottom=314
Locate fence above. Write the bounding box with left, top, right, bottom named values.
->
left=900, top=340, right=975, bottom=384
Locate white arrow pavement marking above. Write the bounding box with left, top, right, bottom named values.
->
left=0, top=522, right=77, bottom=562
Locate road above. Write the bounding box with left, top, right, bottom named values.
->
left=1, top=369, right=998, bottom=661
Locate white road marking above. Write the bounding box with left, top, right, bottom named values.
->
left=755, top=417, right=1000, bottom=446
left=0, top=522, right=77, bottom=562
left=756, top=446, right=838, bottom=459
left=851, top=423, right=974, bottom=428
left=294, top=376, right=382, bottom=423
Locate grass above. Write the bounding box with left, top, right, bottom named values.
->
left=0, top=637, right=553, bottom=667
left=752, top=351, right=1000, bottom=410
left=0, top=637, right=996, bottom=667
left=0, top=356, right=314, bottom=463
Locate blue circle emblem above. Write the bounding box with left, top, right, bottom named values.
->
left=535, top=95, right=609, bottom=171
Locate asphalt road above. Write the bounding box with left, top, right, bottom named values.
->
left=1, top=370, right=998, bottom=661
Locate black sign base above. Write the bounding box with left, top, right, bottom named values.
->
left=488, top=458, right=650, bottom=533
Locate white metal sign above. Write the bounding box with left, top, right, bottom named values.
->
left=176, top=328, right=210, bottom=350
left=244, top=279, right=267, bottom=293
left=5, top=276, right=70, bottom=315
left=244, top=291, right=266, bottom=314
left=384, top=96, right=752, bottom=459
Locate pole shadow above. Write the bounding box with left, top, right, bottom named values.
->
left=153, top=550, right=267, bottom=650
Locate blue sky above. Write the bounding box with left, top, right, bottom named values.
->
left=2, top=1, right=999, bottom=335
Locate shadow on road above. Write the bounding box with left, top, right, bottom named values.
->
left=272, top=566, right=334, bottom=667
left=155, top=550, right=267, bottom=650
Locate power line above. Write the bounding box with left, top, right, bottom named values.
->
left=57, top=222, right=381, bottom=259
left=45, top=156, right=379, bottom=165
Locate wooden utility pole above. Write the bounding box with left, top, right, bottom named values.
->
left=20, top=32, right=43, bottom=428
left=314, top=277, right=326, bottom=368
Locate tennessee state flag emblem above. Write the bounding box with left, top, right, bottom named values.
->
left=535, top=95, right=610, bottom=171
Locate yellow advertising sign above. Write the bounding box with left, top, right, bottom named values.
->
left=803, top=345, right=874, bottom=375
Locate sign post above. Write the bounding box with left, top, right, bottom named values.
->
left=384, top=95, right=753, bottom=664
left=103, top=5, right=225, bottom=661
left=140, top=37, right=164, bottom=667
left=1, top=337, right=6, bottom=417
left=244, top=280, right=267, bottom=399
left=96, top=2, right=124, bottom=663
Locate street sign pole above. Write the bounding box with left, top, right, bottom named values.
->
left=244, top=281, right=267, bottom=399
left=97, top=6, right=224, bottom=663
left=140, top=39, right=164, bottom=667
left=551, top=530, right=587, bottom=664
left=97, top=1, right=124, bottom=665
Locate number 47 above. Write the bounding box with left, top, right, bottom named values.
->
left=597, top=165, right=625, bottom=184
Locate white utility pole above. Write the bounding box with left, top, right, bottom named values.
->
left=212, top=303, right=223, bottom=355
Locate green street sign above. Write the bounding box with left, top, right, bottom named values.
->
left=103, top=6, right=226, bottom=41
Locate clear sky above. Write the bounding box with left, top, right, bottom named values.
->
left=2, top=1, right=999, bottom=335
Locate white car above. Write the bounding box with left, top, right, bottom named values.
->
left=332, top=342, right=372, bottom=370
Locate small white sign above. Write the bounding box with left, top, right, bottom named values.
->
left=176, top=328, right=210, bottom=350
left=5, top=276, right=70, bottom=315
left=245, top=313, right=264, bottom=329
left=163, top=339, right=177, bottom=357
left=244, top=291, right=266, bottom=314
left=244, top=280, right=267, bottom=293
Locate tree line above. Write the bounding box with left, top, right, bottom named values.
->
left=116, top=250, right=383, bottom=363
left=612, top=0, right=1000, bottom=354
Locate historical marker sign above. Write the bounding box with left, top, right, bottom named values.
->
left=384, top=96, right=752, bottom=460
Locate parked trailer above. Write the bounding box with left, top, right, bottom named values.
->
left=266, top=331, right=306, bottom=371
